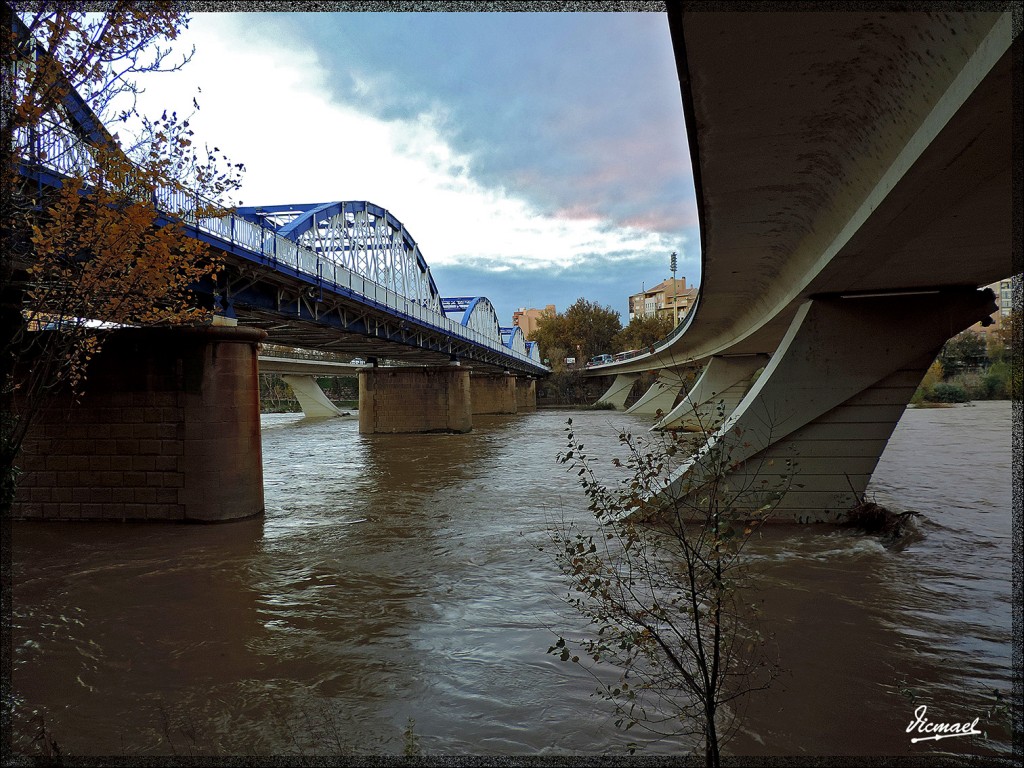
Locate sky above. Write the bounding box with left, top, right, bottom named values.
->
left=127, top=10, right=700, bottom=326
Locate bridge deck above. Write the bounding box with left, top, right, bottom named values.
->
left=590, top=9, right=1015, bottom=375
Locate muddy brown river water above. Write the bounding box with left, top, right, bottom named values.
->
left=8, top=401, right=1015, bottom=758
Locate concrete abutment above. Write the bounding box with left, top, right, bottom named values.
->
left=515, top=378, right=537, bottom=411
left=470, top=373, right=518, bottom=415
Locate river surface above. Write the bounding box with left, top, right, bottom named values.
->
left=8, top=401, right=1016, bottom=759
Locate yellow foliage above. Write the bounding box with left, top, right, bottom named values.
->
left=5, top=4, right=241, bottom=401
left=920, top=359, right=943, bottom=390
left=24, top=142, right=223, bottom=330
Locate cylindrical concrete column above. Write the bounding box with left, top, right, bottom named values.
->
left=12, top=325, right=267, bottom=522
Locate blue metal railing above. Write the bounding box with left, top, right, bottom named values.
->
left=16, top=119, right=546, bottom=371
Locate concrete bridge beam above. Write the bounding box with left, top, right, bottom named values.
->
left=281, top=374, right=345, bottom=418
left=652, top=355, right=768, bottom=432
left=595, top=373, right=639, bottom=410
left=358, top=365, right=472, bottom=434
left=653, top=288, right=997, bottom=523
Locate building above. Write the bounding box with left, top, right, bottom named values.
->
left=628, top=278, right=698, bottom=324
left=969, top=278, right=1015, bottom=342
left=512, top=304, right=556, bottom=339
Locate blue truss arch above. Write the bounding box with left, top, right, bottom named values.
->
left=500, top=326, right=528, bottom=356
left=9, top=20, right=547, bottom=375
left=525, top=341, right=541, bottom=363
left=236, top=201, right=442, bottom=312
left=441, top=297, right=502, bottom=341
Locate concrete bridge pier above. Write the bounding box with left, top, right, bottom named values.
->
left=652, top=354, right=768, bottom=432
left=654, top=288, right=997, bottom=524
left=471, top=372, right=518, bottom=415
left=625, top=369, right=692, bottom=417
left=13, top=326, right=267, bottom=522
left=516, top=378, right=537, bottom=411
left=281, top=374, right=346, bottom=418
left=358, top=364, right=472, bottom=434
left=595, top=373, right=639, bottom=409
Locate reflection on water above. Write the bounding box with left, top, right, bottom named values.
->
left=9, top=402, right=1014, bottom=757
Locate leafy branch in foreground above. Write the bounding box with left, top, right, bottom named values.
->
left=547, top=407, right=792, bottom=765
left=1, top=3, right=244, bottom=515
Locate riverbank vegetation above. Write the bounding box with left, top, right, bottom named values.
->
left=912, top=316, right=1019, bottom=404
left=2, top=4, right=243, bottom=514
left=528, top=298, right=679, bottom=369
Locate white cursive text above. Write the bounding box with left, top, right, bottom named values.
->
left=907, top=705, right=982, bottom=743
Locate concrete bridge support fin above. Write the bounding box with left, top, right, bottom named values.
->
left=596, top=373, right=639, bottom=410
left=654, top=288, right=997, bottom=523
left=625, top=370, right=689, bottom=417
left=281, top=374, right=345, bottom=418
left=358, top=365, right=472, bottom=434
left=652, top=355, right=767, bottom=432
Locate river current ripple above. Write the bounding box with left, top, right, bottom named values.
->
left=9, top=401, right=1015, bottom=758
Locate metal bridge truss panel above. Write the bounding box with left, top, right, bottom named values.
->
left=191, top=221, right=544, bottom=374
left=442, top=297, right=503, bottom=345
left=624, top=369, right=692, bottom=417
left=526, top=342, right=542, bottom=363
left=596, top=374, right=639, bottom=410
left=238, top=201, right=444, bottom=315
left=652, top=289, right=998, bottom=524
left=500, top=326, right=528, bottom=356
left=652, top=355, right=768, bottom=431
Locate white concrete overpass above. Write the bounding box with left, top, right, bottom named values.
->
left=590, top=9, right=1018, bottom=522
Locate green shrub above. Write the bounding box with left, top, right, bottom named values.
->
left=928, top=382, right=969, bottom=403
left=982, top=361, right=1010, bottom=399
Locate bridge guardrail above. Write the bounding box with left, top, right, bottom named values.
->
left=16, top=119, right=546, bottom=372
left=194, top=214, right=540, bottom=368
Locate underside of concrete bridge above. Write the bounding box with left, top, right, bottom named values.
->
left=590, top=9, right=1018, bottom=522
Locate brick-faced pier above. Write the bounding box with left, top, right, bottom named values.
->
left=12, top=325, right=266, bottom=522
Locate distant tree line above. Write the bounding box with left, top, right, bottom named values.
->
left=529, top=298, right=675, bottom=370
left=912, top=310, right=1018, bottom=403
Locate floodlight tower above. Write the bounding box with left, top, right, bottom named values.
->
left=670, top=250, right=678, bottom=326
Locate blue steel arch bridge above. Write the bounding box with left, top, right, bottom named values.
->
left=9, top=20, right=547, bottom=377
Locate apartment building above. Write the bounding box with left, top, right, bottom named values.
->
left=970, top=278, right=1015, bottom=340
left=512, top=304, right=556, bottom=338
left=627, top=277, right=698, bottom=324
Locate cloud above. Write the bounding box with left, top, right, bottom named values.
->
left=126, top=11, right=699, bottom=317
